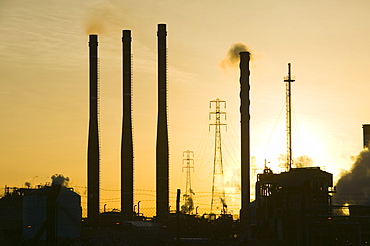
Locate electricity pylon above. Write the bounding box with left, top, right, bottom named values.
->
left=181, top=150, right=194, bottom=214
left=209, top=98, right=227, bottom=214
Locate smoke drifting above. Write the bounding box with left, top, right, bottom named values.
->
left=51, top=174, right=70, bottom=187
left=24, top=176, right=39, bottom=188
left=278, top=154, right=314, bottom=169
left=84, top=1, right=123, bottom=34
left=220, top=42, right=252, bottom=69
left=334, top=149, right=370, bottom=205
left=224, top=167, right=241, bottom=192
left=294, top=155, right=314, bottom=168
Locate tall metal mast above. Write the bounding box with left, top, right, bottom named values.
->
left=209, top=98, right=227, bottom=214
left=284, top=63, right=295, bottom=171
left=182, top=150, right=194, bottom=214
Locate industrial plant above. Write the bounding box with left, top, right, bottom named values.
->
left=1, top=23, right=370, bottom=245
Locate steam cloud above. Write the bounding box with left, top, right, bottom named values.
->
left=334, top=149, right=370, bottom=205
left=24, top=176, right=39, bottom=188
left=84, top=1, right=123, bottom=34
left=294, top=155, right=314, bottom=168
left=220, top=42, right=252, bottom=69
left=51, top=174, right=70, bottom=187
left=278, top=154, right=314, bottom=169
left=224, top=167, right=241, bottom=192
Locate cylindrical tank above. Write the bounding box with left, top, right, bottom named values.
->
left=23, top=186, right=81, bottom=240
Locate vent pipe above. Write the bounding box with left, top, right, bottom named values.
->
left=239, top=52, right=251, bottom=238
left=363, top=124, right=370, bottom=149
left=156, top=23, right=169, bottom=221
left=121, top=30, right=134, bottom=221
left=88, top=34, right=100, bottom=225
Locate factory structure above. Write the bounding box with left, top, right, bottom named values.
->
left=0, top=179, right=81, bottom=244
left=84, top=24, right=370, bottom=245
left=1, top=23, right=370, bottom=245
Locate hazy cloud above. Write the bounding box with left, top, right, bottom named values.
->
left=278, top=154, right=314, bottom=169
left=85, top=1, right=124, bottom=35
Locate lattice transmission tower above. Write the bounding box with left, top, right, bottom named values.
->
left=209, top=98, right=227, bottom=214
left=181, top=150, right=194, bottom=214
left=284, top=63, right=295, bottom=171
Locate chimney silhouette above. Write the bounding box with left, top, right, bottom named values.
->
left=121, top=30, right=134, bottom=221
left=363, top=124, right=370, bottom=149
left=88, top=34, right=100, bottom=225
left=239, top=52, right=251, bottom=237
left=156, top=23, right=169, bottom=221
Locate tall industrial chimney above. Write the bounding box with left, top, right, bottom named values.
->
left=363, top=124, right=370, bottom=149
left=239, top=52, right=251, bottom=239
left=156, top=23, right=169, bottom=221
left=88, top=34, right=100, bottom=225
left=121, top=30, right=134, bottom=221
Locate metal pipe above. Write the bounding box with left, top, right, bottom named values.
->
left=363, top=124, right=370, bottom=149
left=137, top=201, right=141, bottom=215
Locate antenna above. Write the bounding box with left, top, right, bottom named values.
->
left=209, top=98, right=227, bottom=214
left=284, top=63, right=295, bottom=171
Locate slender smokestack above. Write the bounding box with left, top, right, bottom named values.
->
left=156, top=23, right=169, bottom=221
left=363, top=124, right=370, bottom=149
left=121, top=30, right=134, bottom=221
left=88, top=34, right=100, bottom=225
left=239, top=52, right=251, bottom=237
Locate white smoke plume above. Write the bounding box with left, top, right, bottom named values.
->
left=24, top=176, right=39, bottom=188
left=334, top=149, right=370, bottom=205
left=51, top=174, right=70, bottom=187
left=84, top=1, right=124, bottom=35
left=294, top=155, right=314, bottom=168
left=224, top=167, right=241, bottom=192
left=220, top=42, right=252, bottom=70
left=277, top=154, right=314, bottom=169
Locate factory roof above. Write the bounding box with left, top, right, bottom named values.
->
left=258, top=167, right=333, bottom=188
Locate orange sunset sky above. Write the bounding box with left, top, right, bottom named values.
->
left=1, top=0, right=370, bottom=215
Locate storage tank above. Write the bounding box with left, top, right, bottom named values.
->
left=23, top=186, right=81, bottom=240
